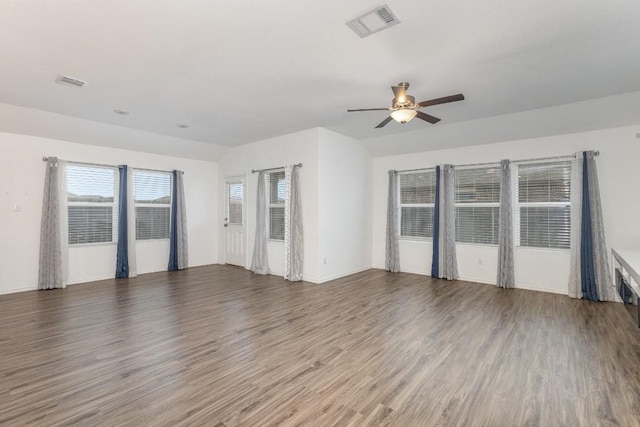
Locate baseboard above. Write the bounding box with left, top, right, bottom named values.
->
left=310, top=266, right=373, bottom=284
left=0, top=286, right=36, bottom=296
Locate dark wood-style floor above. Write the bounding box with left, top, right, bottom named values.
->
left=1, top=265, right=640, bottom=426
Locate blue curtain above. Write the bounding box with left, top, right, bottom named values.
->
left=580, top=153, right=599, bottom=301
left=115, top=165, right=129, bottom=278
left=168, top=170, right=179, bottom=271
left=431, top=166, right=441, bottom=278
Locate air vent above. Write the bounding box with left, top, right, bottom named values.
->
left=346, top=4, right=400, bottom=38
left=55, top=74, right=86, bottom=88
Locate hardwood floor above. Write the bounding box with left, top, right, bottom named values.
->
left=1, top=265, right=639, bottom=426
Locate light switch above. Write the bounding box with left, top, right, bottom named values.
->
left=13, top=203, right=21, bottom=212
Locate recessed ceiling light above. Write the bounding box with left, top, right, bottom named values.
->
left=113, top=109, right=130, bottom=115
left=176, top=124, right=189, bottom=128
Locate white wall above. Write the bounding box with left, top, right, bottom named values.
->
left=317, top=128, right=372, bottom=282
left=0, top=132, right=219, bottom=294
left=372, top=125, right=640, bottom=295
left=219, top=128, right=321, bottom=281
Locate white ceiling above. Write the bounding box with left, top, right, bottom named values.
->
left=1, top=0, right=640, bottom=156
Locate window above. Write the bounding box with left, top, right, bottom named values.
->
left=455, top=167, right=501, bottom=245
left=517, top=161, right=571, bottom=249
left=227, top=181, right=243, bottom=225
left=66, top=164, right=118, bottom=245
left=266, top=170, right=285, bottom=240
left=399, top=171, right=436, bottom=239
left=134, top=171, right=171, bottom=240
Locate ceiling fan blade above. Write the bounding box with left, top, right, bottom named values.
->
left=375, top=116, right=393, bottom=128
left=392, top=85, right=407, bottom=103
left=347, top=108, right=390, bottom=112
left=415, top=111, right=441, bottom=124
left=417, top=94, right=465, bottom=108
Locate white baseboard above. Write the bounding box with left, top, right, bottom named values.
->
left=310, top=265, right=373, bottom=284
left=0, top=286, right=36, bottom=296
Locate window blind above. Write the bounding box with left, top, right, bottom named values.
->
left=227, top=182, right=244, bottom=224
left=66, top=164, right=118, bottom=245
left=517, top=161, right=571, bottom=249
left=454, top=167, right=501, bottom=245
left=266, top=170, right=285, bottom=240
left=133, top=170, right=171, bottom=240
left=399, top=171, right=435, bottom=239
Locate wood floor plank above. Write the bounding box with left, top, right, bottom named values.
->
left=1, top=265, right=639, bottom=426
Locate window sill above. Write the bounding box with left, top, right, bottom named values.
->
left=516, top=246, right=570, bottom=253
left=69, top=242, right=117, bottom=248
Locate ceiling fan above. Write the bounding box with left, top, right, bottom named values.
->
left=347, top=82, right=464, bottom=128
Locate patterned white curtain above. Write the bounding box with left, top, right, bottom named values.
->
left=497, top=160, right=514, bottom=288
left=38, top=157, right=68, bottom=289
left=385, top=170, right=400, bottom=273
left=438, top=165, right=458, bottom=280
left=250, top=171, right=270, bottom=274
left=284, top=165, right=303, bottom=281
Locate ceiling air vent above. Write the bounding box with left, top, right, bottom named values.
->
left=55, top=74, right=86, bottom=88
left=346, top=4, right=400, bottom=38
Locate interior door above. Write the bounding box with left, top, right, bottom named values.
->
left=224, top=177, right=246, bottom=267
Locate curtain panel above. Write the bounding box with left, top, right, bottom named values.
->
left=497, top=159, right=515, bottom=288
left=250, top=171, right=270, bottom=274
left=284, top=165, right=303, bottom=281
left=38, top=157, right=68, bottom=290
left=569, top=151, right=614, bottom=301
left=385, top=170, right=400, bottom=273
left=168, top=170, right=188, bottom=271
left=432, top=165, right=458, bottom=280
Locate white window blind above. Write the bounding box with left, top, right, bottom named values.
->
left=227, top=181, right=244, bottom=224
left=266, top=170, right=285, bottom=241
left=517, top=161, right=571, bottom=249
left=66, top=164, right=118, bottom=245
left=455, top=167, right=501, bottom=245
left=133, top=170, right=171, bottom=240
left=399, top=171, right=436, bottom=239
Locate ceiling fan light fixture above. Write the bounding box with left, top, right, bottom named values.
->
left=390, top=109, right=417, bottom=123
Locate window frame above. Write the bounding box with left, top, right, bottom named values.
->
left=515, top=161, right=572, bottom=251
left=66, top=163, right=119, bottom=246
left=453, top=166, right=501, bottom=247
left=133, top=169, right=172, bottom=241
left=398, top=170, right=436, bottom=241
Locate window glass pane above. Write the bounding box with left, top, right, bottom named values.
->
left=135, top=206, right=170, bottom=240
left=269, top=206, right=285, bottom=240
left=68, top=206, right=113, bottom=244
left=400, top=172, right=435, bottom=204
left=134, top=171, right=171, bottom=204
left=518, top=162, right=571, bottom=203
left=455, top=206, right=499, bottom=245
left=228, top=182, right=243, bottom=224
left=66, top=165, right=114, bottom=203
left=520, top=206, right=571, bottom=249
left=455, top=168, right=500, bottom=203
left=269, top=171, right=285, bottom=204
left=400, top=206, right=434, bottom=238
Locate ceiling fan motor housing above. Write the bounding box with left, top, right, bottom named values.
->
left=392, top=94, right=415, bottom=109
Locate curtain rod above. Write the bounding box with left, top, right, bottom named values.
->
left=42, top=157, right=173, bottom=174
left=251, top=163, right=302, bottom=174
left=394, top=151, right=600, bottom=174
